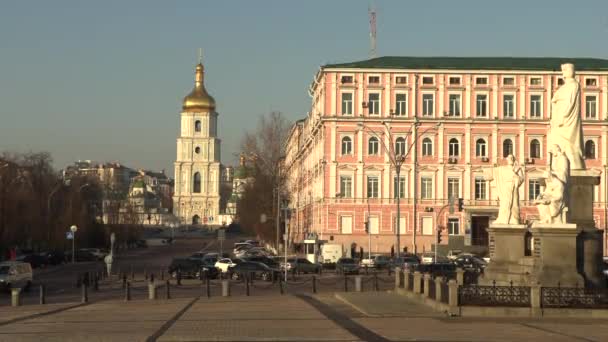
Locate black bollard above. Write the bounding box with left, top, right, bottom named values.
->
left=344, top=274, right=348, bottom=292
left=245, top=274, right=250, bottom=296
left=94, top=274, right=99, bottom=292
left=166, top=280, right=171, bottom=299
left=160, top=269, right=164, bottom=281
left=150, top=273, right=155, bottom=284
left=125, top=282, right=131, bottom=301
left=76, top=274, right=82, bottom=288
left=144, top=267, right=148, bottom=281
left=39, top=284, right=46, bottom=305
left=374, top=273, right=379, bottom=291
left=122, top=274, right=127, bottom=289
left=176, top=270, right=182, bottom=286
left=81, top=283, right=88, bottom=303
left=131, top=266, right=134, bottom=280
left=206, top=275, right=211, bottom=298
left=312, top=275, right=317, bottom=294
left=279, top=277, right=284, bottom=295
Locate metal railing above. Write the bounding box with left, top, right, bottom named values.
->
left=458, top=282, right=531, bottom=307
left=541, top=284, right=608, bottom=309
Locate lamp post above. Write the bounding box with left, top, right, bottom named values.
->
left=357, top=120, right=440, bottom=258
left=70, top=225, right=78, bottom=263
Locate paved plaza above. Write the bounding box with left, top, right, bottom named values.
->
left=0, top=292, right=607, bottom=341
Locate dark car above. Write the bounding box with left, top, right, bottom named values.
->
left=41, top=251, right=66, bottom=265
left=244, top=256, right=280, bottom=269
left=168, top=258, right=218, bottom=279
left=16, top=254, right=48, bottom=268
left=453, top=255, right=487, bottom=273
left=283, top=258, right=321, bottom=274
left=72, top=249, right=98, bottom=262
left=413, top=262, right=457, bottom=278
left=229, top=261, right=280, bottom=281
left=390, top=255, right=420, bottom=271
left=336, top=258, right=359, bottom=274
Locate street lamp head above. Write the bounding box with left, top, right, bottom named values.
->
left=70, top=225, right=78, bottom=232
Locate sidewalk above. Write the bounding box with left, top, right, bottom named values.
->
left=335, top=291, right=442, bottom=317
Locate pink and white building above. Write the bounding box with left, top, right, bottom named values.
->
left=283, top=57, right=608, bottom=256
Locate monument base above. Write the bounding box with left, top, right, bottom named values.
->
left=479, top=224, right=531, bottom=286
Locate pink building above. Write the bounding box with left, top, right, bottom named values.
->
left=284, top=57, right=608, bottom=257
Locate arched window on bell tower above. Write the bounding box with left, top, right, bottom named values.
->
left=195, top=120, right=202, bottom=133
left=193, top=172, right=201, bottom=193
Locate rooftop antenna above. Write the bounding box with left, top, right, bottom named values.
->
left=198, top=48, right=203, bottom=64
left=369, top=4, right=377, bottom=58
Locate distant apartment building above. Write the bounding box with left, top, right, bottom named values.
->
left=283, top=57, right=608, bottom=256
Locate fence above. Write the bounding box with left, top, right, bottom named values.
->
left=541, top=284, right=608, bottom=309
left=458, top=282, right=531, bottom=307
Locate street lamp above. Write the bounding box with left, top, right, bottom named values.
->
left=70, top=225, right=78, bottom=263
left=357, top=120, right=440, bottom=258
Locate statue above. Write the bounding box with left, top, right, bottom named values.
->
left=484, top=155, right=524, bottom=224
left=104, top=233, right=116, bottom=276
left=535, top=145, right=570, bottom=224
left=549, top=63, right=585, bottom=170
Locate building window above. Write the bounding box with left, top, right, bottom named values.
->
left=476, top=94, right=487, bottom=117
left=585, top=95, right=597, bottom=119
left=195, top=146, right=201, bottom=154
left=339, top=176, right=352, bottom=198
left=448, top=94, right=461, bottom=116
left=341, top=136, right=352, bottom=155
left=422, top=76, right=434, bottom=85
left=502, top=139, right=514, bottom=158
left=368, top=93, right=380, bottom=115
left=394, top=176, right=405, bottom=199
left=421, top=177, right=433, bottom=199
left=476, top=77, right=488, bottom=85
left=530, top=95, right=542, bottom=118
left=193, top=172, right=201, bottom=193
left=395, top=93, right=407, bottom=116
left=448, top=138, right=459, bottom=157
left=475, top=178, right=486, bottom=200
left=422, top=138, right=433, bottom=156
left=367, top=176, right=379, bottom=198
left=395, top=76, right=408, bottom=84
left=585, top=140, right=596, bottom=159
left=448, top=76, right=461, bottom=85
left=341, top=93, right=353, bottom=115
left=585, top=78, right=598, bottom=87
left=368, top=76, right=380, bottom=84
left=447, top=178, right=460, bottom=199
left=530, top=139, right=541, bottom=159
left=395, top=137, right=406, bottom=156
left=503, top=77, right=515, bottom=86
left=530, top=77, right=542, bottom=86
left=503, top=94, right=515, bottom=118
left=368, top=137, right=379, bottom=155
left=341, top=75, right=353, bottom=84
left=195, top=120, right=201, bottom=132
left=529, top=179, right=541, bottom=200
left=448, top=218, right=460, bottom=235
left=475, top=139, right=487, bottom=158
left=422, top=94, right=434, bottom=117
left=340, top=215, right=353, bottom=234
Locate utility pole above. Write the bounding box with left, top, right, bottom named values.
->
left=276, top=187, right=280, bottom=254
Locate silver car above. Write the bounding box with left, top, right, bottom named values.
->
left=0, top=262, right=33, bottom=291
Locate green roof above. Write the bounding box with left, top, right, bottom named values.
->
left=324, top=56, right=608, bottom=71
left=234, top=165, right=251, bottom=179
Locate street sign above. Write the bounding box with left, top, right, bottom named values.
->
left=66, top=232, right=74, bottom=240
left=218, top=229, right=225, bottom=241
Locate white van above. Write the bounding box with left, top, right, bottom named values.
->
left=0, top=261, right=33, bottom=291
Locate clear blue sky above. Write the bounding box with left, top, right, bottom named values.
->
left=1, top=0, right=607, bottom=175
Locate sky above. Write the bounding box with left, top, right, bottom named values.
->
left=1, top=0, right=607, bottom=176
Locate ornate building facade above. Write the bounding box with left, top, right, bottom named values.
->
left=284, top=57, right=608, bottom=256
left=173, top=61, right=222, bottom=226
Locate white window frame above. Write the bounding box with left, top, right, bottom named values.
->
left=447, top=177, right=460, bottom=199
left=341, top=92, right=354, bottom=116
left=474, top=177, right=487, bottom=200
left=530, top=93, right=543, bottom=119
left=476, top=92, right=488, bottom=117
left=421, top=175, right=434, bottom=200
left=340, top=73, right=354, bottom=84
left=367, top=175, right=380, bottom=199
left=502, top=138, right=515, bottom=158
left=368, top=92, right=381, bottom=116
left=585, top=94, right=598, bottom=119
left=448, top=92, right=462, bottom=117
left=529, top=76, right=543, bottom=86
left=475, top=76, right=488, bottom=86
left=368, top=74, right=381, bottom=85
left=394, top=74, right=408, bottom=85
left=422, top=137, right=433, bottom=156
left=421, top=75, right=435, bottom=85
left=584, top=77, right=598, bottom=87
left=393, top=175, right=406, bottom=199
left=395, top=92, right=408, bottom=116
left=502, top=76, right=515, bottom=86
left=529, top=137, right=542, bottom=159
left=475, top=138, right=488, bottom=158
left=340, top=135, right=353, bottom=155
left=448, top=76, right=461, bottom=86
left=395, top=137, right=407, bottom=156
left=447, top=218, right=460, bottom=235
left=528, top=179, right=541, bottom=201
left=448, top=137, right=460, bottom=157
left=368, top=136, right=379, bottom=155
left=584, top=138, right=598, bottom=160
left=503, top=92, right=516, bottom=119
left=422, top=93, right=434, bottom=117
left=339, top=174, right=353, bottom=198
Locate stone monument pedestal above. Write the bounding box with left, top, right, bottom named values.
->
left=479, top=224, right=530, bottom=286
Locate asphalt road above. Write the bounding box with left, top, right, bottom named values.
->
left=0, top=235, right=395, bottom=306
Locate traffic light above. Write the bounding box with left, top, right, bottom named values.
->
left=458, top=198, right=464, bottom=212
left=437, top=228, right=443, bottom=244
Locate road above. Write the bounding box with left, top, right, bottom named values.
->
left=1, top=234, right=395, bottom=306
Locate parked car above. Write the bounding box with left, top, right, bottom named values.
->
left=452, top=254, right=487, bottom=273
left=243, top=247, right=269, bottom=258
left=135, top=240, right=148, bottom=248
left=446, top=250, right=464, bottom=261
left=228, top=261, right=280, bottom=281
left=41, top=251, right=66, bottom=265
left=0, top=261, right=33, bottom=291
left=244, top=240, right=260, bottom=246
left=188, top=252, right=207, bottom=262
left=281, top=257, right=321, bottom=274
left=233, top=243, right=252, bottom=255
left=413, top=262, right=457, bottom=278
left=168, top=258, right=218, bottom=279
left=421, top=253, right=449, bottom=264
left=215, top=258, right=242, bottom=273
left=66, top=249, right=97, bottom=262
left=16, top=253, right=47, bottom=269
left=390, top=255, right=421, bottom=271
left=245, top=256, right=279, bottom=269
left=79, top=248, right=108, bottom=261
left=336, top=258, right=359, bottom=274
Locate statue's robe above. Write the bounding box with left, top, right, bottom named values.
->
left=549, top=80, right=585, bottom=170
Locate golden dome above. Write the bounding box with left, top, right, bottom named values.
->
left=182, top=63, right=215, bottom=111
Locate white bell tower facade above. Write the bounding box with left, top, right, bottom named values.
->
left=173, top=61, right=221, bottom=226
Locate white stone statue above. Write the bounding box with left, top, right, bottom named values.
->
left=484, top=155, right=524, bottom=224
left=549, top=63, right=585, bottom=170
left=535, top=145, right=570, bottom=224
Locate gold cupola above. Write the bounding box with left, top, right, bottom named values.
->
left=182, top=63, right=215, bottom=111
